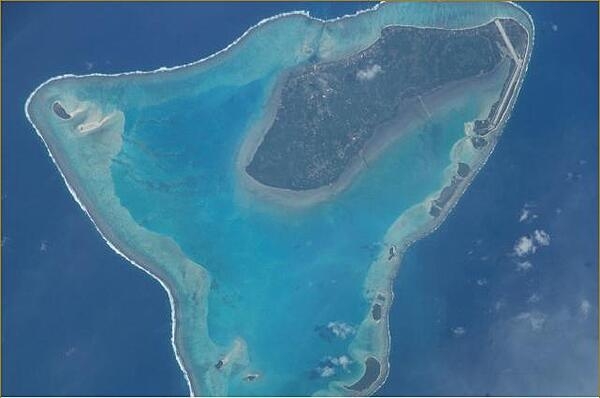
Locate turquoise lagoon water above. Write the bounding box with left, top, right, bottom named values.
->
left=26, top=2, right=533, bottom=396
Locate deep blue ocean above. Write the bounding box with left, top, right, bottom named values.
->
left=3, top=2, right=597, bottom=396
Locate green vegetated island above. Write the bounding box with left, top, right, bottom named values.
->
left=29, top=2, right=533, bottom=396
left=243, top=19, right=527, bottom=205
left=240, top=17, right=529, bottom=394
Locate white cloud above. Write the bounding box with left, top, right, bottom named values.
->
left=518, top=204, right=538, bottom=223
left=317, top=355, right=353, bottom=378
left=516, top=311, right=547, bottom=331
left=338, top=355, right=352, bottom=369
left=516, top=260, right=533, bottom=272
left=494, top=299, right=506, bottom=312
left=518, top=208, right=530, bottom=223
left=514, top=236, right=535, bottom=257
left=319, top=366, right=335, bottom=378
left=533, top=230, right=551, bottom=246
left=487, top=303, right=597, bottom=394
left=356, top=64, right=382, bottom=81
left=40, top=240, right=48, bottom=252
left=327, top=321, right=356, bottom=340
left=527, top=293, right=541, bottom=304
left=452, top=326, right=466, bottom=337
left=476, top=278, right=488, bottom=286
left=580, top=299, right=591, bottom=319
left=513, top=230, right=550, bottom=258
left=330, top=355, right=353, bottom=370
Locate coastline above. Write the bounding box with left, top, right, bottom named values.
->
left=235, top=54, right=514, bottom=209
left=343, top=12, right=535, bottom=396
left=24, top=2, right=535, bottom=397
left=24, top=4, right=393, bottom=395
left=24, top=101, right=204, bottom=396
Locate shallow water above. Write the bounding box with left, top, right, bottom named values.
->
left=25, top=2, right=534, bottom=395
left=380, top=3, right=598, bottom=395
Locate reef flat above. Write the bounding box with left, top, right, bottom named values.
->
left=25, top=2, right=533, bottom=396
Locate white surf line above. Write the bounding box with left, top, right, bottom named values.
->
left=24, top=100, right=195, bottom=397
left=24, top=3, right=534, bottom=397
left=495, top=19, right=521, bottom=65
left=372, top=10, right=534, bottom=398
left=23, top=6, right=390, bottom=397
left=29, top=3, right=529, bottom=86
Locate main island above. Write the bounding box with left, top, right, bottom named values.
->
left=26, top=2, right=534, bottom=396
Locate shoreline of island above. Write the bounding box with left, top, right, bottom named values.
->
left=24, top=2, right=535, bottom=397
left=235, top=52, right=514, bottom=209
left=24, top=4, right=395, bottom=396
left=24, top=97, right=210, bottom=396
left=339, top=13, right=535, bottom=397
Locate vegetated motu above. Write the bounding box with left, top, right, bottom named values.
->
left=246, top=19, right=528, bottom=191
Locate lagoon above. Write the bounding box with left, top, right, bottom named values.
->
left=25, top=2, right=533, bottom=396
